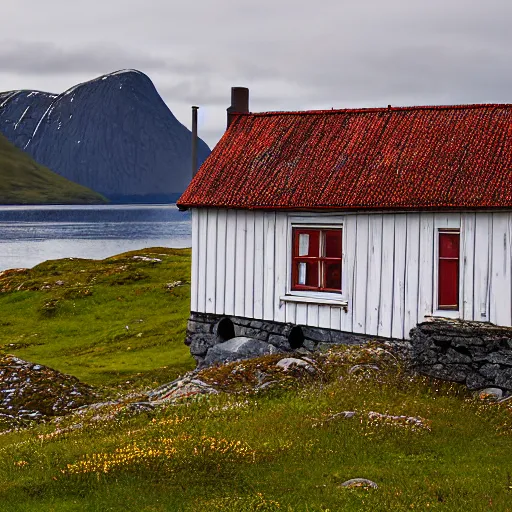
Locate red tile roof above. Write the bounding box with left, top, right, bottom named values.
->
left=177, top=104, right=512, bottom=210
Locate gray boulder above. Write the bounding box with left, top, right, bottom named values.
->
left=276, top=357, right=317, bottom=374
left=188, top=333, right=218, bottom=357
left=475, top=387, right=504, bottom=400
left=348, top=364, right=380, bottom=376
left=149, top=375, right=218, bottom=403
left=340, top=478, right=378, bottom=490
left=204, top=337, right=282, bottom=366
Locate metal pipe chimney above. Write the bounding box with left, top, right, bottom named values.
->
left=191, top=106, right=199, bottom=177
left=227, top=87, right=249, bottom=129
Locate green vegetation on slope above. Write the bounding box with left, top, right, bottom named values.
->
left=0, top=347, right=511, bottom=511
left=0, top=249, right=511, bottom=511
left=0, top=133, right=107, bottom=204
left=0, top=248, right=194, bottom=388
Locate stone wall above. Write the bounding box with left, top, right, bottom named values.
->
left=186, top=313, right=512, bottom=392
left=410, top=318, right=512, bottom=391
left=185, top=312, right=375, bottom=367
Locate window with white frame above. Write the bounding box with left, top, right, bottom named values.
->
left=291, top=227, right=343, bottom=293
left=437, top=229, right=460, bottom=310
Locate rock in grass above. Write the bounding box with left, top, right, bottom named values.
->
left=132, top=256, right=162, bottom=263
left=340, top=478, right=378, bottom=490
left=348, top=364, right=380, bottom=376
left=0, top=354, right=98, bottom=422
left=150, top=376, right=218, bottom=403
left=276, top=357, right=317, bottom=374
left=476, top=387, right=503, bottom=400
left=255, top=380, right=279, bottom=391
left=204, top=337, right=282, bottom=367
left=326, top=411, right=356, bottom=420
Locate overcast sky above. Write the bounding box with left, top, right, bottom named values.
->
left=2, top=0, right=512, bottom=148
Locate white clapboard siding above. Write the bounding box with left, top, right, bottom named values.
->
left=193, top=209, right=512, bottom=337
left=353, top=215, right=369, bottom=333
left=307, top=304, right=319, bottom=327
left=274, top=214, right=288, bottom=323
left=263, top=212, right=276, bottom=321
left=391, top=215, right=407, bottom=339
left=509, top=216, right=512, bottom=325
left=330, top=307, right=342, bottom=332
left=253, top=213, right=265, bottom=319
left=403, top=213, right=420, bottom=337
left=509, top=216, right=512, bottom=324
left=191, top=209, right=200, bottom=312
left=461, top=213, right=476, bottom=321
left=417, top=213, right=434, bottom=322
left=205, top=209, right=218, bottom=313
left=318, top=305, right=331, bottom=328
left=285, top=302, right=297, bottom=324
left=234, top=210, right=247, bottom=317
left=473, top=213, right=491, bottom=322
left=223, top=210, right=237, bottom=316
left=378, top=214, right=395, bottom=338
left=366, top=214, right=383, bottom=335
left=244, top=211, right=255, bottom=319
left=490, top=213, right=512, bottom=326
left=296, top=303, right=308, bottom=325
left=341, top=215, right=357, bottom=332
left=215, top=210, right=227, bottom=315
left=196, top=209, right=208, bottom=314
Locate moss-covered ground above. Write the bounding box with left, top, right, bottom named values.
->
left=0, top=247, right=194, bottom=390
left=0, top=249, right=511, bottom=511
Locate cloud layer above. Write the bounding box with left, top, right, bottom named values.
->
left=1, top=0, right=512, bottom=147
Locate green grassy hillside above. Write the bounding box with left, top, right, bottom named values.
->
left=0, top=247, right=194, bottom=388
left=0, top=133, right=107, bottom=204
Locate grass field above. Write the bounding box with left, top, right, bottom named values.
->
left=0, top=247, right=194, bottom=389
left=0, top=132, right=106, bottom=204
left=0, top=249, right=511, bottom=511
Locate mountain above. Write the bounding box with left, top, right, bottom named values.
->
left=0, top=132, right=107, bottom=204
left=0, top=70, right=210, bottom=203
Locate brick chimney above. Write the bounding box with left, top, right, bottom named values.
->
left=227, top=87, right=249, bottom=129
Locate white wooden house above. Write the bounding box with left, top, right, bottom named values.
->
left=178, top=92, right=512, bottom=355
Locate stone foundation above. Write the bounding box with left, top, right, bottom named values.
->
left=411, top=318, right=512, bottom=391
left=186, top=313, right=512, bottom=392
left=185, top=312, right=377, bottom=367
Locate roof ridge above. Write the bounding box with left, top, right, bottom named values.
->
left=179, top=101, right=512, bottom=211
left=237, top=103, right=512, bottom=117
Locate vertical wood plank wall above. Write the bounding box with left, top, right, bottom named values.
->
left=194, top=209, right=512, bottom=338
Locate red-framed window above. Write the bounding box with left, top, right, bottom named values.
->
left=438, top=231, right=460, bottom=310
left=291, top=228, right=342, bottom=293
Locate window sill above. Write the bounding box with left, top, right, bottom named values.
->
left=280, top=295, right=348, bottom=307
left=431, top=310, right=460, bottom=319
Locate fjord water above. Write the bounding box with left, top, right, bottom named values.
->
left=0, top=205, right=191, bottom=271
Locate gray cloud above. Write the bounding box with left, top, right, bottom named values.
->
left=158, top=80, right=227, bottom=107
left=2, top=0, right=512, bottom=148
left=0, top=40, right=200, bottom=76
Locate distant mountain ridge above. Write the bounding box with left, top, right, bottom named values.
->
left=0, top=70, right=210, bottom=203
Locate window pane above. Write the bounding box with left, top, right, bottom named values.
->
left=324, top=261, right=342, bottom=290
left=439, top=259, right=459, bottom=308
left=439, top=233, right=459, bottom=258
left=298, top=262, right=306, bottom=284
left=296, top=261, right=319, bottom=287
left=294, top=229, right=320, bottom=257
left=298, top=234, right=309, bottom=256
left=325, top=230, right=342, bottom=258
